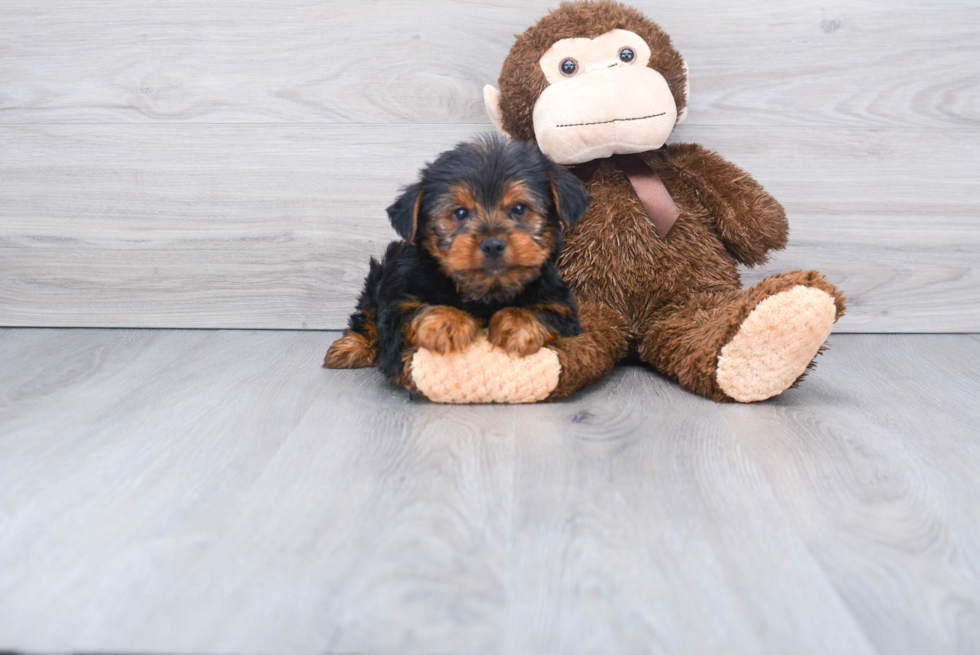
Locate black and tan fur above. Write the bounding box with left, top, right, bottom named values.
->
left=324, top=135, right=590, bottom=383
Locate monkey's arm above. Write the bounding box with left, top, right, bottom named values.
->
left=662, top=143, right=788, bottom=266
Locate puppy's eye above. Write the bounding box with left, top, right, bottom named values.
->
left=618, top=47, right=635, bottom=63
left=511, top=203, right=528, bottom=218
left=560, top=58, right=578, bottom=76
left=452, top=207, right=469, bottom=221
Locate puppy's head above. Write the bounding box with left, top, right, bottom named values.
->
left=387, top=134, right=590, bottom=302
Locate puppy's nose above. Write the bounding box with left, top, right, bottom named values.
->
left=480, top=237, right=507, bottom=259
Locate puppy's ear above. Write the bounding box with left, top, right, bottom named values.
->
left=386, top=182, right=424, bottom=243
left=547, top=165, right=591, bottom=232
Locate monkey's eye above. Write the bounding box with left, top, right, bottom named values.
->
left=619, top=47, right=635, bottom=63
left=452, top=207, right=469, bottom=221
left=560, top=58, right=578, bottom=76
left=511, top=203, right=527, bottom=218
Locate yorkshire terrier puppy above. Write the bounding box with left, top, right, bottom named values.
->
left=323, top=134, right=590, bottom=385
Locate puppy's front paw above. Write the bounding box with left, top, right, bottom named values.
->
left=410, top=306, right=480, bottom=355
left=488, top=308, right=552, bottom=357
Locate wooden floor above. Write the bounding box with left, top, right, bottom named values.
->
left=1, top=329, right=978, bottom=654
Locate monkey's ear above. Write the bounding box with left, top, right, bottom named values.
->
left=386, top=182, right=424, bottom=243
left=483, top=85, right=510, bottom=137
left=547, top=166, right=591, bottom=232
left=676, top=60, right=690, bottom=124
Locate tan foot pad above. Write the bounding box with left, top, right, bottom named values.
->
left=716, top=285, right=837, bottom=402
left=411, top=333, right=561, bottom=404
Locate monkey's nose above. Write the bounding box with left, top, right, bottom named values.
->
left=480, top=237, right=507, bottom=259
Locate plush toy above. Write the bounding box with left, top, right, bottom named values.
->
left=402, top=0, right=845, bottom=403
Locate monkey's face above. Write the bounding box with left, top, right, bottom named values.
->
left=422, top=179, right=555, bottom=303
left=485, top=2, right=690, bottom=165
left=533, top=29, right=677, bottom=165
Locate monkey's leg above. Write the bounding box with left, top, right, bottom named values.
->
left=403, top=301, right=628, bottom=404
left=637, top=271, right=846, bottom=402
left=545, top=301, right=629, bottom=401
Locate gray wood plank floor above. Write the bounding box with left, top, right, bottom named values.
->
left=1, top=328, right=979, bottom=654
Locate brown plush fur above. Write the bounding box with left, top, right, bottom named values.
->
left=547, top=142, right=845, bottom=402
left=484, top=1, right=846, bottom=402
left=547, top=301, right=630, bottom=400
left=637, top=270, right=845, bottom=402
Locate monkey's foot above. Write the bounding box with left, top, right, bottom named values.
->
left=716, top=285, right=838, bottom=402
left=411, top=332, right=560, bottom=404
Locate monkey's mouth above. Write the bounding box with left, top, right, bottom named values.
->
left=555, top=112, right=666, bottom=129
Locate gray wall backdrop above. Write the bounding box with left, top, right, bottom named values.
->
left=1, top=1, right=978, bottom=331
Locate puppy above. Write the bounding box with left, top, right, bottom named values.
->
left=323, top=134, right=590, bottom=385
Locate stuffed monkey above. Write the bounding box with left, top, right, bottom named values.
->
left=402, top=0, right=845, bottom=403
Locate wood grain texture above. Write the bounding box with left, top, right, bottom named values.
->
left=733, top=337, right=980, bottom=654
left=1, top=0, right=977, bottom=128
left=1, top=329, right=979, bottom=653
left=2, top=124, right=978, bottom=331
left=1, top=0, right=978, bottom=331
